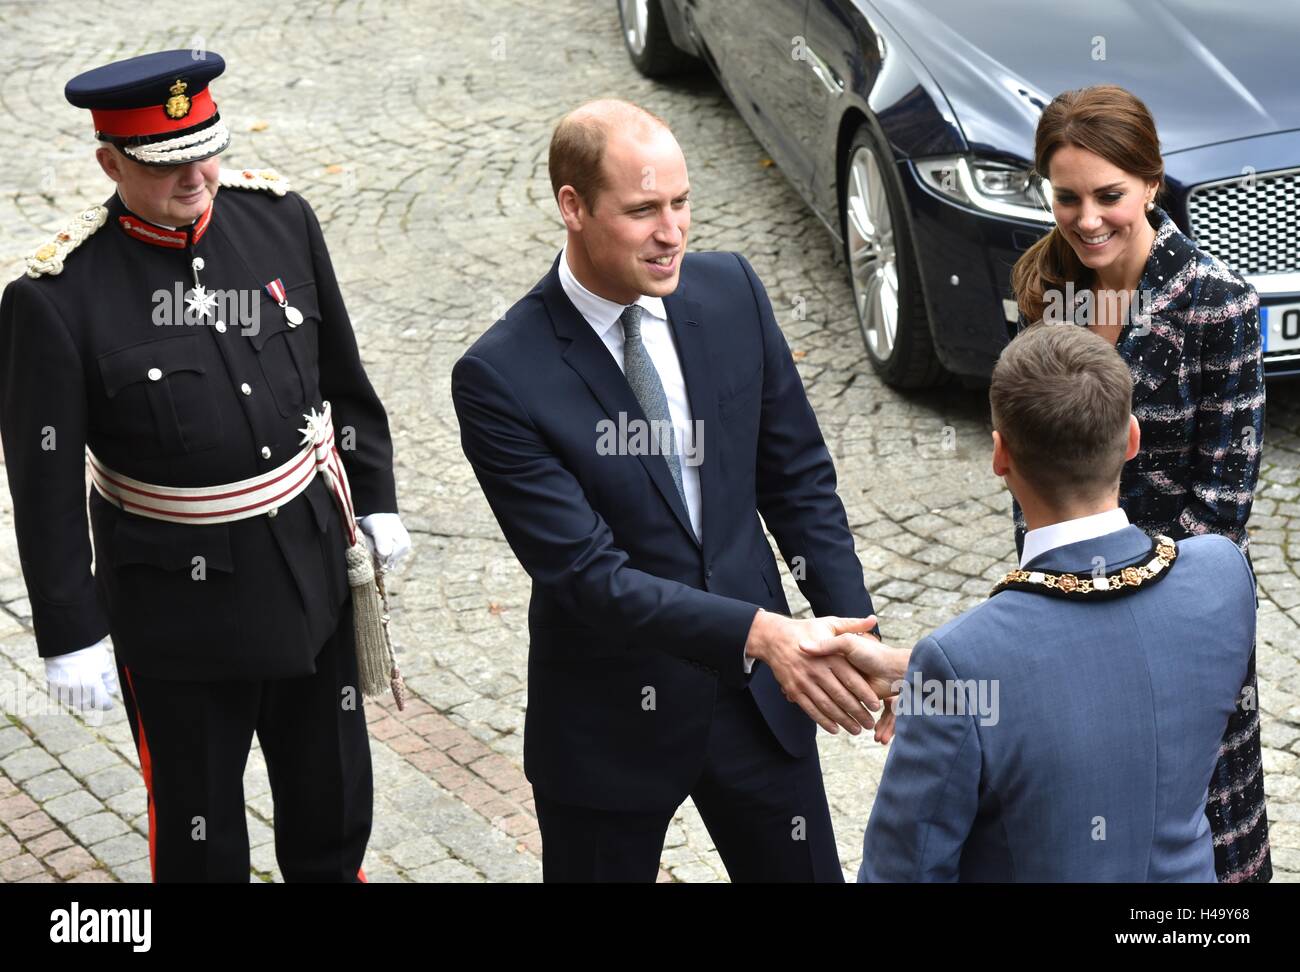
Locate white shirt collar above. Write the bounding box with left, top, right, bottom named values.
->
left=1019, top=507, right=1130, bottom=568
left=559, top=245, right=667, bottom=335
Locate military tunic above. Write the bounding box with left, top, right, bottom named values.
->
left=0, top=179, right=397, bottom=679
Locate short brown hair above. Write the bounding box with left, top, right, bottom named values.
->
left=1011, top=85, right=1165, bottom=323
left=990, top=324, right=1133, bottom=503
left=548, top=99, right=669, bottom=213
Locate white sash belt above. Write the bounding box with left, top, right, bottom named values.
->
left=88, top=401, right=358, bottom=545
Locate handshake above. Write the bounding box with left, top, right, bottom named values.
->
left=744, top=610, right=911, bottom=743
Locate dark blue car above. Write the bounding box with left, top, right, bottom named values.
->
left=618, top=0, right=1300, bottom=386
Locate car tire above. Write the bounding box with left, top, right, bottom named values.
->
left=841, top=124, right=946, bottom=389
left=618, top=0, right=699, bottom=78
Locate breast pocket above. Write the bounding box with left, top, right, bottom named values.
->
left=97, top=334, right=222, bottom=457
left=717, top=363, right=763, bottom=415
left=249, top=282, right=320, bottom=417
left=716, top=360, right=763, bottom=452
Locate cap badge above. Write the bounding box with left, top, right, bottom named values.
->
left=164, top=78, right=191, bottom=120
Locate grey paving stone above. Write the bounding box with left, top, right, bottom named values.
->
left=66, top=811, right=131, bottom=846
left=104, top=789, right=146, bottom=821
left=407, top=858, right=482, bottom=883
left=88, top=832, right=149, bottom=868
left=0, top=726, right=29, bottom=759
left=246, top=815, right=274, bottom=848
left=42, top=790, right=105, bottom=826
left=109, top=859, right=152, bottom=884
left=387, top=834, right=452, bottom=870
left=360, top=865, right=406, bottom=883
left=250, top=841, right=279, bottom=877
left=58, top=745, right=123, bottom=778
left=0, top=746, right=58, bottom=782
left=28, top=723, right=97, bottom=757
left=21, top=768, right=81, bottom=802
left=83, top=765, right=143, bottom=801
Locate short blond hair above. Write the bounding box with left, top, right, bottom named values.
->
left=548, top=99, right=670, bottom=213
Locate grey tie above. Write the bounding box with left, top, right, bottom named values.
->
left=619, top=304, right=690, bottom=519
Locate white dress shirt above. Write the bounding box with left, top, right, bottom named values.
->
left=1019, top=507, right=1130, bottom=568
left=559, top=246, right=703, bottom=541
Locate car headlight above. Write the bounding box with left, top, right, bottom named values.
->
left=915, top=156, right=1054, bottom=225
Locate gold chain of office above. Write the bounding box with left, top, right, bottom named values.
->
left=989, top=534, right=1177, bottom=600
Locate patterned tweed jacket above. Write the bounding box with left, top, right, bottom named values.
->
left=1015, top=207, right=1265, bottom=555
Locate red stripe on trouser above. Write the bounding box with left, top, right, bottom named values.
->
left=123, top=668, right=158, bottom=883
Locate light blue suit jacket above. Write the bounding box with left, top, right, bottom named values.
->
left=859, top=525, right=1255, bottom=882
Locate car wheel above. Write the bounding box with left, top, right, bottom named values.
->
left=618, top=0, right=699, bottom=78
left=842, top=125, right=946, bottom=388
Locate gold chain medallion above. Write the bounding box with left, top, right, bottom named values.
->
left=990, top=535, right=1177, bottom=599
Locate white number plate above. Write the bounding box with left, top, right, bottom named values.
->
left=1262, top=302, right=1300, bottom=354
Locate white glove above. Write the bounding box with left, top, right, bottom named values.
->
left=45, top=638, right=119, bottom=711
left=357, top=513, right=412, bottom=571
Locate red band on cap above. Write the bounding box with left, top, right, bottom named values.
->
left=91, top=87, right=216, bottom=139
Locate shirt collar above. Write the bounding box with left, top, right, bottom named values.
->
left=559, top=244, right=666, bottom=336
left=1020, top=507, right=1130, bottom=569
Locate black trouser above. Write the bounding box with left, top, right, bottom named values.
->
left=534, top=680, right=844, bottom=883
left=117, top=602, right=372, bottom=883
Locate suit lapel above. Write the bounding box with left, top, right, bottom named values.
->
left=664, top=285, right=718, bottom=555
left=542, top=257, right=699, bottom=546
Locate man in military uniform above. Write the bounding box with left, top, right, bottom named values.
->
left=0, top=50, right=410, bottom=882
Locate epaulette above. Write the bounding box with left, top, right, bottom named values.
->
left=219, top=167, right=291, bottom=196
left=25, top=205, right=109, bottom=278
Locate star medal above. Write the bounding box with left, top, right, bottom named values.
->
left=185, top=284, right=218, bottom=319
left=265, top=278, right=303, bottom=327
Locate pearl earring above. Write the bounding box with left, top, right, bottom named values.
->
left=1145, top=200, right=1155, bottom=212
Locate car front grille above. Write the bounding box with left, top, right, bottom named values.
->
left=1186, top=167, right=1300, bottom=275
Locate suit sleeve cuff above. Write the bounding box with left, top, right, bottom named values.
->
left=31, top=592, right=111, bottom=659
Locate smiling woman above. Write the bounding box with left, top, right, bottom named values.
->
left=1010, top=85, right=1270, bottom=883
left=1011, top=86, right=1166, bottom=328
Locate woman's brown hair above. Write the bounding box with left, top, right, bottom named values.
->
left=1011, top=85, right=1165, bottom=323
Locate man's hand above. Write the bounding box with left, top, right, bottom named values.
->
left=800, top=623, right=910, bottom=744
left=799, top=620, right=911, bottom=705
left=45, top=638, right=118, bottom=711
left=744, top=611, right=885, bottom=735
left=357, top=513, right=412, bottom=571
left=873, top=705, right=897, bottom=745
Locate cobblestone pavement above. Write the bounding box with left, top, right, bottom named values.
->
left=1, top=0, right=1297, bottom=883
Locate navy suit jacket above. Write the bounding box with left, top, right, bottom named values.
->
left=860, top=526, right=1256, bottom=882
left=452, top=251, right=873, bottom=811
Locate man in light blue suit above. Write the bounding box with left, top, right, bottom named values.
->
left=821, top=324, right=1256, bottom=881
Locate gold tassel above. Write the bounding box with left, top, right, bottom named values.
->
left=346, top=539, right=406, bottom=710
left=375, top=566, right=407, bottom=709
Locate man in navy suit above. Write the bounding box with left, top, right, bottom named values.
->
left=814, top=324, right=1257, bottom=881
left=451, top=100, right=907, bottom=882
